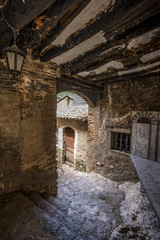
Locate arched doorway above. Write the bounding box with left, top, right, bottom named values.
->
left=56, top=91, right=99, bottom=172
left=56, top=92, right=89, bottom=170
left=65, top=127, right=75, bottom=165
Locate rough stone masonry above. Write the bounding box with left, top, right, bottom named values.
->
left=0, top=56, right=57, bottom=195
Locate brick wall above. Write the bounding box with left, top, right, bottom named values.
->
left=0, top=57, right=57, bottom=195
left=86, top=103, right=101, bottom=172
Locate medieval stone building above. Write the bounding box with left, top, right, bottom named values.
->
left=56, top=94, right=88, bottom=171
left=0, top=0, right=160, bottom=239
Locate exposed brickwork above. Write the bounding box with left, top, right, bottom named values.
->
left=0, top=57, right=57, bottom=195
left=87, top=104, right=101, bottom=172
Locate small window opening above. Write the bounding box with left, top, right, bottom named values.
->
left=111, top=132, right=130, bottom=153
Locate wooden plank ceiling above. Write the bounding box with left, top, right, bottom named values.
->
left=0, top=0, right=160, bottom=89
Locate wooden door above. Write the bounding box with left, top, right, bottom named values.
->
left=131, top=122, right=150, bottom=158
left=65, top=127, right=75, bottom=164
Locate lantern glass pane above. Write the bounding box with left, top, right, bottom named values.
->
left=7, top=52, right=15, bottom=71
left=17, top=54, right=24, bottom=72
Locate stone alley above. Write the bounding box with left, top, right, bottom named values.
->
left=0, top=165, right=160, bottom=240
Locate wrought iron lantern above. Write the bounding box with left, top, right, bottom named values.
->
left=4, top=30, right=26, bottom=76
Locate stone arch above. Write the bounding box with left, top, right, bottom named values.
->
left=56, top=92, right=89, bottom=170
left=57, top=83, right=101, bottom=172
left=67, top=90, right=94, bottom=108
left=57, top=89, right=93, bottom=108
left=132, top=111, right=158, bottom=125
left=57, top=81, right=100, bottom=107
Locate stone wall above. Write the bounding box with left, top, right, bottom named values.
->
left=87, top=76, right=160, bottom=181
left=57, top=118, right=88, bottom=171
left=0, top=56, right=57, bottom=195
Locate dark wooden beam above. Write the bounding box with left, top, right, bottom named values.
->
left=63, top=13, right=160, bottom=73
left=0, top=0, right=56, bottom=57
left=31, top=0, right=91, bottom=59
left=84, top=63, right=160, bottom=84
left=101, top=69, right=160, bottom=86
left=40, top=0, right=160, bottom=62
left=74, top=34, right=160, bottom=74
left=18, top=0, right=89, bottom=51
left=57, top=65, right=102, bottom=89
left=0, top=0, right=3, bottom=6
left=2, top=0, right=56, bottom=30
left=57, top=75, right=102, bottom=90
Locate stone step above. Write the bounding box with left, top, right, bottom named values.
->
left=40, top=192, right=104, bottom=239
left=24, top=191, right=81, bottom=239
left=0, top=191, right=60, bottom=240
left=40, top=191, right=69, bottom=212
left=25, top=191, right=62, bottom=219
left=40, top=192, right=100, bottom=240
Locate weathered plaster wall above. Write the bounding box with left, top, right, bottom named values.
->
left=0, top=57, right=57, bottom=195
left=87, top=76, right=160, bottom=181
left=57, top=118, right=88, bottom=171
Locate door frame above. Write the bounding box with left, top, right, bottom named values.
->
left=64, top=127, right=75, bottom=165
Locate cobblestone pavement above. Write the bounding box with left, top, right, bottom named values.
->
left=55, top=164, right=124, bottom=240
left=0, top=164, right=124, bottom=240
left=1, top=164, right=159, bottom=240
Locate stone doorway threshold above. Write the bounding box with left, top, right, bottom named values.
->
left=131, top=155, right=160, bottom=222
left=64, top=161, right=74, bottom=168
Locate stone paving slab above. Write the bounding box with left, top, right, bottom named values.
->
left=131, top=155, right=160, bottom=222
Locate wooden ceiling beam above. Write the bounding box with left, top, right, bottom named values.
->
left=40, top=0, right=160, bottom=62
left=74, top=35, right=160, bottom=75
left=101, top=70, right=160, bottom=85
left=31, top=0, right=91, bottom=59
left=18, top=0, right=88, bottom=51
left=57, top=75, right=102, bottom=90
left=63, top=13, right=160, bottom=73
left=85, top=63, right=160, bottom=84
left=0, top=0, right=56, bottom=57
left=2, top=0, right=56, bottom=30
